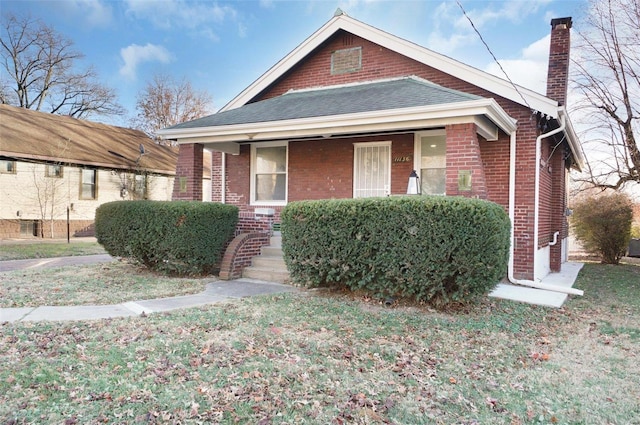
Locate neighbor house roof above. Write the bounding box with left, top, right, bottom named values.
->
left=0, top=104, right=208, bottom=176
left=170, top=77, right=483, bottom=129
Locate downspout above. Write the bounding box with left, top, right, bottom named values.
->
left=508, top=107, right=583, bottom=296
left=221, top=152, right=226, bottom=204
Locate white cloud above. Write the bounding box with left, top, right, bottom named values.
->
left=119, top=43, right=173, bottom=80
left=124, top=0, right=237, bottom=33
left=56, top=0, right=113, bottom=28
left=484, top=35, right=550, bottom=94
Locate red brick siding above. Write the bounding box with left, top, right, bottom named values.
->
left=445, top=123, right=488, bottom=199
left=480, top=133, right=511, bottom=210
left=172, top=143, right=203, bottom=201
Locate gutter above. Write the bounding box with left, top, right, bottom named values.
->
left=508, top=107, right=583, bottom=296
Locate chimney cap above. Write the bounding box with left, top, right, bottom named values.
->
left=551, top=17, right=572, bottom=29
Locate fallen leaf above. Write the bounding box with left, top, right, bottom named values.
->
left=449, top=377, right=457, bottom=384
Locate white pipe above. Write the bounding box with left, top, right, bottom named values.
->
left=221, top=152, right=226, bottom=204
left=549, top=231, right=560, bottom=246
left=507, top=107, right=583, bottom=296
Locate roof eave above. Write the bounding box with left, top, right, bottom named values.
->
left=560, top=109, right=585, bottom=171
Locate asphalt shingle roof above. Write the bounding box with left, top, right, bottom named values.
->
left=168, top=77, right=483, bottom=130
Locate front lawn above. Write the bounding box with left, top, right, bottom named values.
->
left=0, top=262, right=209, bottom=307
left=0, top=241, right=106, bottom=261
left=1, top=263, right=638, bottom=424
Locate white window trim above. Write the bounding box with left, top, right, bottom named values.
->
left=353, top=141, right=391, bottom=198
left=250, top=141, right=288, bottom=206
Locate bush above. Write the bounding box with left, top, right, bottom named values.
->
left=95, top=201, right=238, bottom=275
left=571, top=193, right=633, bottom=264
left=281, top=196, right=511, bottom=305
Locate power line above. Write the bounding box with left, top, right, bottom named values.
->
left=455, top=0, right=534, bottom=111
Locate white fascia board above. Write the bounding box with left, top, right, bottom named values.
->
left=560, top=109, right=585, bottom=171
left=165, top=99, right=516, bottom=145
left=221, top=14, right=559, bottom=117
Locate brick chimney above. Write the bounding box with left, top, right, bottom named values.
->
left=546, top=17, right=572, bottom=106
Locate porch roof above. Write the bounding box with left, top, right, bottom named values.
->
left=169, top=77, right=482, bottom=129
left=158, top=77, right=517, bottom=153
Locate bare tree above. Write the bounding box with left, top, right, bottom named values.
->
left=133, top=73, right=212, bottom=139
left=571, top=0, right=640, bottom=192
left=0, top=13, right=124, bottom=119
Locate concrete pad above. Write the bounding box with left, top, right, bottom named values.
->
left=489, top=262, right=584, bottom=308
left=0, top=307, right=35, bottom=323
left=21, top=305, right=137, bottom=322
left=490, top=284, right=568, bottom=308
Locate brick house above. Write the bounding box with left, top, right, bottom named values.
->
left=157, top=12, right=584, bottom=285
left=0, top=104, right=211, bottom=239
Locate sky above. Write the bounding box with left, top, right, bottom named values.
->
left=1, top=0, right=588, bottom=127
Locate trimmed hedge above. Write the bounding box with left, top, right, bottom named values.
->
left=95, top=201, right=238, bottom=275
left=281, top=196, right=510, bottom=305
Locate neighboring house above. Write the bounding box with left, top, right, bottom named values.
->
left=157, top=11, right=584, bottom=284
left=0, top=104, right=211, bottom=239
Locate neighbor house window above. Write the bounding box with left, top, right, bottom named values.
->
left=417, top=131, right=446, bottom=195
left=251, top=142, right=287, bottom=205
left=132, top=173, right=147, bottom=199
left=80, top=169, right=97, bottom=199
left=353, top=142, right=391, bottom=198
left=0, top=160, right=16, bottom=174
left=46, top=164, right=63, bottom=178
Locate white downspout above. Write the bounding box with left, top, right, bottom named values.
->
left=221, top=152, right=226, bottom=204
left=508, top=107, right=583, bottom=296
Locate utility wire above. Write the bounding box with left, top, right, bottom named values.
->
left=455, top=0, right=534, bottom=111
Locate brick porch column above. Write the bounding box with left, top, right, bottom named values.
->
left=445, top=123, right=488, bottom=199
left=172, top=143, right=204, bottom=201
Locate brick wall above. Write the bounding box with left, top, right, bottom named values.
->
left=445, top=123, right=488, bottom=199
left=0, top=219, right=95, bottom=239
left=172, top=143, right=203, bottom=201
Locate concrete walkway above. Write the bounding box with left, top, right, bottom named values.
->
left=0, top=254, right=113, bottom=272
left=1, top=278, right=299, bottom=323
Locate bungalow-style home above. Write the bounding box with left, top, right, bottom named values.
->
left=157, top=11, right=584, bottom=287
left=0, top=104, right=211, bottom=239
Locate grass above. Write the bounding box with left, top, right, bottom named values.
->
left=0, top=262, right=210, bottom=307
left=0, top=241, right=106, bottom=261
left=1, top=263, right=639, bottom=424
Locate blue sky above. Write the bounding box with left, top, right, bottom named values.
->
left=2, top=0, right=587, bottom=126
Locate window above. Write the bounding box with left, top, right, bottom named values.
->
left=417, top=132, right=446, bottom=195
left=20, top=220, right=39, bottom=237
left=353, top=142, right=391, bottom=198
left=251, top=143, right=287, bottom=205
left=80, top=169, right=97, bottom=199
left=0, top=160, right=16, bottom=174
left=46, top=164, right=63, bottom=178
left=131, top=174, right=147, bottom=199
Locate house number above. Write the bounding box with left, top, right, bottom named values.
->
left=393, top=156, right=412, bottom=163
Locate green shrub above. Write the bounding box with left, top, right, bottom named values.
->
left=95, top=201, right=238, bottom=275
left=281, top=196, right=511, bottom=305
left=571, top=193, right=633, bottom=264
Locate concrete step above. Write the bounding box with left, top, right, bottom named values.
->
left=252, top=255, right=287, bottom=269
left=261, top=246, right=284, bottom=257
left=270, top=235, right=282, bottom=248
left=242, top=266, right=290, bottom=283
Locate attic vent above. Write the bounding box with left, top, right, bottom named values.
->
left=331, top=47, right=362, bottom=75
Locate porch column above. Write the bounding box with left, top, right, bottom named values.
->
left=445, top=123, right=488, bottom=199
left=172, top=143, right=204, bottom=201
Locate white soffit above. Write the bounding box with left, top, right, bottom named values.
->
left=221, top=14, right=559, bottom=117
